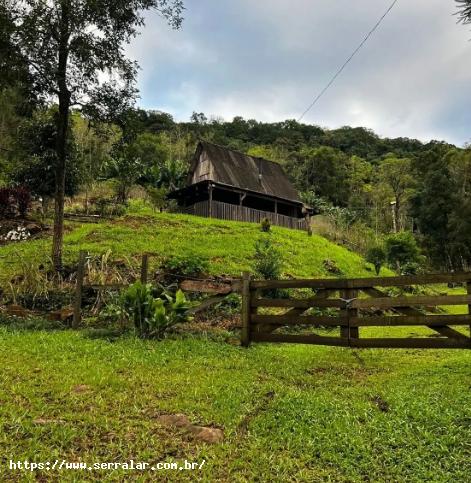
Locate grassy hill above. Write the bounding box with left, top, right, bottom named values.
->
left=0, top=201, right=390, bottom=284
left=0, top=203, right=470, bottom=481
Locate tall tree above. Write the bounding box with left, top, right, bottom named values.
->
left=3, top=0, right=184, bottom=270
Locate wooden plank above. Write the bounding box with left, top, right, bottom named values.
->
left=252, top=298, right=345, bottom=308
left=241, top=272, right=251, bottom=347
left=340, top=289, right=349, bottom=339
left=250, top=272, right=471, bottom=290
left=179, top=279, right=233, bottom=294
left=252, top=333, right=470, bottom=349
left=362, top=287, right=468, bottom=340
left=351, top=294, right=471, bottom=309
left=252, top=314, right=348, bottom=326
left=252, top=314, right=471, bottom=328
left=349, top=314, right=471, bottom=326
left=188, top=295, right=228, bottom=314
left=72, top=250, right=86, bottom=328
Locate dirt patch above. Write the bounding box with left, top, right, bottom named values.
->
left=370, top=395, right=390, bottom=412
left=156, top=413, right=224, bottom=444
left=72, top=384, right=92, bottom=394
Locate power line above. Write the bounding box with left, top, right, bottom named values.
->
left=298, top=0, right=399, bottom=122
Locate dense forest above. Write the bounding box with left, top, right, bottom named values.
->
left=1, top=85, right=471, bottom=272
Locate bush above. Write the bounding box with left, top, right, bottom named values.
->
left=260, top=217, right=271, bottom=232
left=366, top=245, right=387, bottom=275
left=13, top=186, right=31, bottom=218
left=385, top=232, right=423, bottom=272
left=161, top=254, right=210, bottom=277
left=0, top=188, right=12, bottom=217
left=120, top=282, right=192, bottom=338
left=253, top=235, right=283, bottom=281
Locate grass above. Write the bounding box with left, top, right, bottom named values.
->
left=0, top=325, right=470, bottom=482
left=0, top=200, right=391, bottom=285
left=1, top=203, right=470, bottom=481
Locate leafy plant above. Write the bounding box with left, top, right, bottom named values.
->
left=120, top=282, right=192, bottom=338
left=161, top=254, right=209, bottom=277
left=13, top=186, right=31, bottom=218
left=260, top=217, right=271, bottom=232
left=253, top=235, right=283, bottom=281
left=385, top=231, right=423, bottom=272
left=366, top=245, right=387, bottom=275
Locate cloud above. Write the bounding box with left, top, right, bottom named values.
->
left=126, top=0, right=471, bottom=145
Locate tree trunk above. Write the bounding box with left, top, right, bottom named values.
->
left=52, top=1, right=71, bottom=271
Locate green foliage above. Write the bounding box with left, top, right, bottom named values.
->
left=253, top=235, right=283, bottom=280
left=260, top=217, right=271, bottom=232
left=120, top=282, right=191, bottom=338
left=366, top=245, right=387, bottom=275
left=161, top=254, right=210, bottom=277
left=385, top=232, right=423, bottom=272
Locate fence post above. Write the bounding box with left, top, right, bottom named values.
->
left=241, top=271, right=252, bottom=347
left=140, top=254, right=149, bottom=284
left=73, top=250, right=86, bottom=328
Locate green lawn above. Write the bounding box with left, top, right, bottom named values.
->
left=0, top=325, right=470, bottom=482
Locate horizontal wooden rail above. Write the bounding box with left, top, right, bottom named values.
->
left=250, top=272, right=471, bottom=290
left=252, top=298, right=345, bottom=308
left=244, top=272, right=471, bottom=349
left=351, top=294, right=471, bottom=309
left=252, top=314, right=471, bottom=327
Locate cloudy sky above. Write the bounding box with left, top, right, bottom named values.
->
left=127, top=0, right=471, bottom=145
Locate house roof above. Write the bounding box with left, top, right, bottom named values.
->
left=188, top=141, right=302, bottom=204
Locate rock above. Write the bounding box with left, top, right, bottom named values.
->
left=156, top=413, right=191, bottom=428
left=187, top=426, right=224, bottom=444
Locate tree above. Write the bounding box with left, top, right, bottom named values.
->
left=410, top=146, right=457, bottom=267
left=384, top=232, right=422, bottom=273
left=15, top=108, right=82, bottom=210
left=366, top=245, right=386, bottom=275
left=3, top=0, right=184, bottom=270
left=377, top=156, right=414, bottom=232
left=294, top=146, right=350, bottom=206
left=456, top=1, right=471, bottom=23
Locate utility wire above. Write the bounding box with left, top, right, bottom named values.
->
left=298, top=0, right=399, bottom=122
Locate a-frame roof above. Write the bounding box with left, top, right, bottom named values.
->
left=187, top=141, right=302, bottom=204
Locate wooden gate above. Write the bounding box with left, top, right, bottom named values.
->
left=240, top=272, right=471, bottom=349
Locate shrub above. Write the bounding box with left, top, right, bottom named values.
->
left=161, top=254, right=209, bottom=277
left=366, top=245, right=387, bottom=275
left=120, top=282, right=192, bottom=338
left=385, top=232, right=423, bottom=272
left=0, top=188, right=12, bottom=217
left=260, top=217, right=271, bottom=232
left=13, top=186, right=31, bottom=218
left=253, top=235, right=283, bottom=280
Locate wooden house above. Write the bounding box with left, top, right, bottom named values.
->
left=168, top=141, right=312, bottom=231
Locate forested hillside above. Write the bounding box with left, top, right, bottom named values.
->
left=1, top=86, right=470, bottom=271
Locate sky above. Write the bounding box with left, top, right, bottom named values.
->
left=126, top=0, right=471, bottom=146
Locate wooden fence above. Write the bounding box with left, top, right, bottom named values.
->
left=175, top=200, right=307, bottom=231
left=241, top=272, right=471, bottom=349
